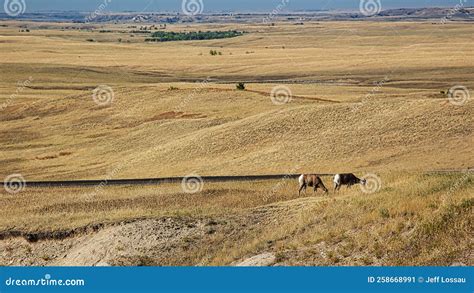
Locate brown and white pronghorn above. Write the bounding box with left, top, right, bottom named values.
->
left=298, top=174, right=329, bottom=196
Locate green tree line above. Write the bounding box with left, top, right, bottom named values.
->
left=145, top=30, right=243, bottom=42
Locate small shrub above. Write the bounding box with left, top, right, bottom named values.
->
left=428, top=202, right=438, bottom=209
left=236, top=82, right=246, bottom=91
left=379, top=208, right=390, bottom=219
left=326, top=250, right=340, bottom=264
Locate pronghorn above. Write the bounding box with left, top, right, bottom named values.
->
left=333, top=173, right=366, bottom=191
left=298, top=174, right=328, bottom=195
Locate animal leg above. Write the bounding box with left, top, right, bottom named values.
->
left=298, top=183, right=306, bottom=196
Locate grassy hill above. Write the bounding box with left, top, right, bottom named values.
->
left=0, top=83, right=472, bottom=180
left=0, top=20, right=472, bottom=266
left=0, top=172, right=472, bottom=266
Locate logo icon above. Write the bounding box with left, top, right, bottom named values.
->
left=448, top=85, right=470, bottom=106
left=270, top=85, right=292, bottom=105
left=4, top=173, right=26, bottom=194
left=181, top=174, right=204, bottom=194
left=359, top=0, right=382, bottom=17
left=182, top=0, right=204, bottom=16
left=92, top=85, right=114, bottom=106
left=359, top=173, right=382, bottom=194
left=4, top=0, right=26, bottom=17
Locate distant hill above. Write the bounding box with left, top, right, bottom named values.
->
left=377, top=7, right=473, bottom=20
left=0, top=7, right=473, bottom=23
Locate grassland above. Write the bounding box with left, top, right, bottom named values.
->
left=0, top=21, right=473, bottom=180
left=0, top=172, right=472, bottom=266
left=0, top=19, right=472, bottom=266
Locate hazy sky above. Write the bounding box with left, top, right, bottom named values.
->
left=25, top=0, right=466, bottom=12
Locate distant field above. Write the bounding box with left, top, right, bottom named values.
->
left=0, top=19, right=472, bottom=266
left=0, top=21, right=473, bottom=180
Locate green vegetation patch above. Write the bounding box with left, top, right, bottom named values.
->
left=145, top=30, right=243, bottom=42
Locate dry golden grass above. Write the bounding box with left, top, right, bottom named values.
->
left=1, top=21, right=473, bottom=82
left=1, top=21, right=473, bottom=180
left=0, top=84, right=472, bottom=179
left=208, top=172, right=473, bottom=266
left=0, top=172, right=472, bottom=266
left=0, top=20, right=473, bottom=266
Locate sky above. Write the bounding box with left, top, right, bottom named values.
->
left=24, top=0, right=466, bottom=13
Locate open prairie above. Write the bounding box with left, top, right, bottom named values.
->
left=0, top=19, right=472, bottom=266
